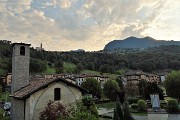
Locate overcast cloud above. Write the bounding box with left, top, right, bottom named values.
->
left=0, top=0, right=179, bottom=51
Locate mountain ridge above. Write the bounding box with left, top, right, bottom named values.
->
left=104, top=36, right=180, bottom=51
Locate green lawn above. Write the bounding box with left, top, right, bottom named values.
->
left=64, top=62, right=76, bottom=73
left=44, top=66, right=56, bottom=74
left=96, top=102, right=116, bottom=109
left=82, top=70, right=100, bottom=75
left=43, top=62, right=76, bottom=74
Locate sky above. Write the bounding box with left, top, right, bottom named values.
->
left=0, top=0, right=180, bottom=51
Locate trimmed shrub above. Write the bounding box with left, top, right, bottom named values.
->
left=167, top=99, right=179, bottom=113
left=131, top=103, right=138, bottom=110
left=137, top=100, right=146, bottom=111
left=127, top=97, right=139, bottom=104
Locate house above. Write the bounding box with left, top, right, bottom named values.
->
left=74, top=74, right=109, bottom=88
left=146, top=73, right=160, bottom=83
left=10, top=43, right=87, bottom=120
left=5, top=73, right=12, bottom=86
left=157, top=72, right=168, bottom=84
left=123, top=70, right=146, bottom=97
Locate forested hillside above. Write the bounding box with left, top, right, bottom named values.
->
left=1, top=41, right=180, bottom=76
left=104, top=36, right=180, bottom=51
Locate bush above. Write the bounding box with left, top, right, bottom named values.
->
left=82, top=97, right=98, bottom=118
left=39, top=101, right=70, bottom=120
left=0, top=108, right=4, bottom=119
left=167, top=99, right=179, bottom=113
left=131, top=103, right=138, bottom=110
left=127, top=97, right=139, bottom=104
left=137, top=100, right=146, bottom=111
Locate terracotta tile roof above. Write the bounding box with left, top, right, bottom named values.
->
left=124, top=70, right=145, bottom=76
left=11, top=78, right=88, bottom=100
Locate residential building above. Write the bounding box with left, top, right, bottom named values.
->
left=123, top=70, right=146, bottom=97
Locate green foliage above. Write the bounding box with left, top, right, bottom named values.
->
left=137, top=100, right=146, bottom=111
left=103, top=80, right=120, bottom=101
left=164, top=71, right=180, bottom=100
left=139, top=81, right=164, bottom=100
left=1, top=41, right=180, bottom=75
left=81, top=78, right=101, bottom=99
left=64, top=62, right=76, bottom=73
left=167, top=99, right=179, bottom=113
left=113, top=109, right=120, bottom=120
left=58, top=103, right=98, bottom=120
left=82, top=97, right=94, bottom=107
left=74, top=63, right=84, bottom=74
left=30, top=58, right=47, bottom=73
left=0, top=92, right=10, bottom=102
left=96, top=102, right=116, bottom=109
left=131, top=103, right=138, bottom=110
left=55, top=60, right=64, bottom=73
left=123, top=102, right=134, bottom=120
left=82, top=97, right=99, bottom=118
left=0, top=85, right=2, bottom=98
left=114, top=98, right=123, bottom=120
left=0, top=108, right=4, bottom=119
left=113, top=98, right=134, bottom=120
left=127, top=98, right=139, bottom=104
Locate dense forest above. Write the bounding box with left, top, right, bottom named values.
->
left=0, top=40, right=180, bottom=76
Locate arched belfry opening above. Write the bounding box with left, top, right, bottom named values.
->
left=20, top=46, right=25, bottom=55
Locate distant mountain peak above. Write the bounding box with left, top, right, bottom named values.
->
left=104, top=36, right=180, bottom=51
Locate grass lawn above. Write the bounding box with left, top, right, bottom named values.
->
left=96, top=102, right=116, bottom=109
left=129, top=107, right=148, bottom=116
left=44, top=66, right=56, bottom=74
left=64, top=62, right=76, bottom=73
left=43, top=62, right=76, bottom=74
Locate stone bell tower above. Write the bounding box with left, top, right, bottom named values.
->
left=12, top=43, right=31, bottom=93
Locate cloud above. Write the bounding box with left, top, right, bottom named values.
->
left=0, top=0, right=179, bottom=51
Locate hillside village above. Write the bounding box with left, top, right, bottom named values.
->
left=0, top=40, right=180, bottom=120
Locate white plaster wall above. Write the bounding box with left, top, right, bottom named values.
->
left=25, top=81, right=82, bottom=120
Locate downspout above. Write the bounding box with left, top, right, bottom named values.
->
left=24, top=99, right=26, bottom=120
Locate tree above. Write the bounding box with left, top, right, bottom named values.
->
left=30, top=58, right=47, bottom=73
left=85, top=62, right=94, bottom=70
left=142, top=81, right=164, bottom=100
left=113, top=97, right=134, bottom=120
left=123, top=102, right=134, bottom=120
left=55, top=60, right=64, bottom=73
left=164, top=71, right=180, bottom=101
left=74, top=63, right=84, bottom=74
left=103, top=80, right=120, bottom=101
left=81, top=78, right=101, bottom=99
left=82, top=97, right=98, bottom=118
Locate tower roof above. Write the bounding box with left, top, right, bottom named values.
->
left=12, top=43, right=31, bottom=47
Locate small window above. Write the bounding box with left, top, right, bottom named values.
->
left=54, top=88, right=61, bottom=101
left=20, top=46, right=25, bottom=55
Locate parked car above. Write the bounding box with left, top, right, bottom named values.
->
left=4, top=102, right=11, bottom=111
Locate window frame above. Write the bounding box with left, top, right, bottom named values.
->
left=54, top=88, right=61, bottom=101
